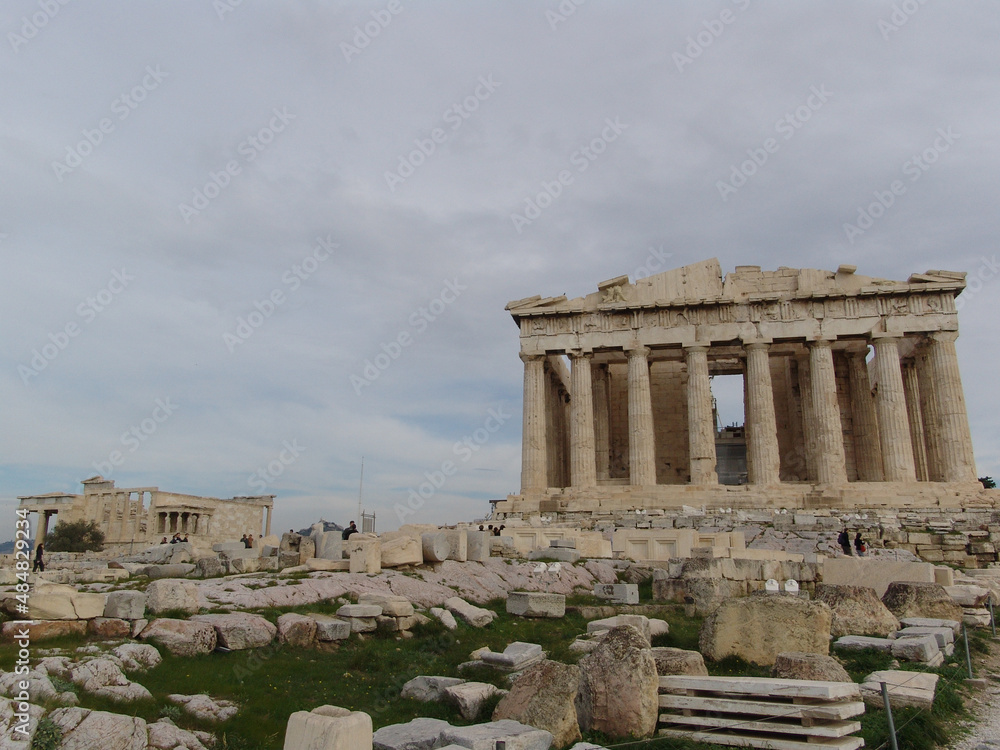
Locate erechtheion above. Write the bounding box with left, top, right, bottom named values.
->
left=18, top=476, right=274, bottom=552
left=494, top=259, right=983, bottom=518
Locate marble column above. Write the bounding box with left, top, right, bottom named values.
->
left=902, top=361, right=930, bottom=481
left=592, top=363, right=611, bottom=481
left=795, top=352, right=817, bottom=482
left=846, top=348, right=883, bottom=481
left=916, top=347, right=944, bottom=481
left=265, top=506, right=272, bottom=536
left=872, top=337, right=917, bottom=482
left=809, top=340, right=848, bottom=485
left=569, top=351, right=598, bottom=487
left=926, top=332, right=977, bottom=482
left=34, top=511, right=51, bottom=547
left=685, top=346, right=718, bottom=484
left=744, top=342, right=780, bottom=485
left=626, top=346, right=657, bottom=485
left=519, top=353, right=548, bottom=490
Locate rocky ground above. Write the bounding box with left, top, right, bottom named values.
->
left=952, top=643, right=1000, bottom=750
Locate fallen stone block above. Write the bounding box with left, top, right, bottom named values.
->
left=306, top=558, right=350, bottom=572
left=650, top=647, right=708, bottom=676
left=493, top=660, right=582, bottom=748
left=348, top=539, right=381, bottom=575
left=771, top=651, right=851, bottom=682
left=444, top=681, right=506, bottom=721
left=860, top=670, right=938, bottom=710
left=587, top=615, right=651, bottom=645
left=894, top=626, right=954, bottom=648
left=834, top=635, right=894, bottom=653
left=191, top=613, right=277, bottom=650
left=146, top=578, right=199, bottom=615
left=439, top=719, right=553, bottom=750
left=882, top=581, right=963, bottom=622
left=577, top=626, right=658, bottom=739
left=283, top=705, right=373, bottom=750
left=445, top=597, right=496, bottom=627
left=373, top=717, right=452, bottom=750
left=814, top=583, right=901, bottom=637
left=421, top=533, right=450, bottom=563
left=481, top=642, right=544, bottom=671
left=401, top=676, right=466, bottom=702
left=310, top=615, right=351, bottom=641
left=88, top=617, right=131, bottom=639
left=359, top=593, right=414, bottom=617
left=528, top=547, right=580, bottom=563
left=506, top=591, right=565, bottom=619
left=277, top=613, right=317, bottom=647
left=140, top=618, right=217, bottom=656
left=593, top=583, right=639, bottom=605
left=338, top=603, right=382, bottom=618
left=466, top=530, right=491, bottom=563
left=103, top=590, right=146, bottom=620
left=380, top=536, right=423, bottom=568
left=899, top=616, right=961, bottom=635
left=444, top=529, right=468, bottom=562
left=430, top=607, right=457, bottom=630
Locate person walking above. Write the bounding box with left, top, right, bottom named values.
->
left=854, top=532, right=866, bottom=556
left=32, top=543, right=44, bottom=572
left=838, top=529, right=852, bottom=556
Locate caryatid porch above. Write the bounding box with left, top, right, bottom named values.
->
left=497, top=260, right=982, bottom=516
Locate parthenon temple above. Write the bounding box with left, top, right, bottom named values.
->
left=18, top=476, right=274, bottom=552
left=494, top=259, right=984, bottom=518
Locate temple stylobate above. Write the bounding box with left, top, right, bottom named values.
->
left=494, top=259, right=983, bottom=518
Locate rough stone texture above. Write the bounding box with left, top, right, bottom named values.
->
left=444, top=681, right=506, bottom=721
left=191, top=612, right=277, bottom=650
left=0, top=695, right=44, bottom=749
left=277, top=612, right=317, bottom=647
left=144, top=563, right=197, bottom=579
left=882, top=581, right=964, bottom=622
left=577, top=625, right=658, bottom=739
left=421, top=533, right=450, bottom=563
left=359, top=593, right=414, bottom=617
left=48, top=707, right=148, bottom=750
left=147, top=719, right=213, bottom=750
left=401, top=676, right=466, bottom=702
left=139, top=618, right=217, bottom=656
left=69, top=657, right=152, bottom=702
left=699, top=593, right=832, bottom=665
left=439, top=720, right=553, bottom=750
left=310, top=614, right=351, bottom=641
left=430, top=607, right=458, bottom=630
left=1, top=619, right=86, bottom=641
left=506, top=591, right=566, bottom=618
left=282, top=705, right=372, bottom=750
left=381, top=536, right=423, bottom=568
left=168, top=693, right=240, bottom=723
left=481, top=642, right=545, bottom=671
left=771, top=652, right=852, bottom=682
left=587, top=615, right=651, bottom=645
left=145, top=579, right=200, bottom=615
left=195, top=555, right=226, bottom=578
left=650, top=647, right=708, bottom=676
left=338, top=604, right=383, bottom=618
left=834, top=635, right=894, bottom=653
left=445, top=597, right=496, bottom=627
left=373, top=716, right=452, bottom=750
left=111, top=643, right=161, bottom=671
left=493, top=659, right=582, bottom=748
left=814, top=583, right=901, bottom=637
left=890, top=634, right=939, bottom=662
left=103, top=590, right=147, bottom=620
left=87, top=617, right=131, bottom=639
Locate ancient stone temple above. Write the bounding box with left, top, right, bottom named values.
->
left=18, top=476, right=274, bottom=552
left=494, top=259, right=984, bottom=517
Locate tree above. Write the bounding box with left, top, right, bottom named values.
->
left=980, top=476, right=996, bottom=489
left=45, top=520, right=105, bottom=552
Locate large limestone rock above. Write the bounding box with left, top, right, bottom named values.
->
left=103, top=590, right=147, bottom=620
left=191, top=613, right=277, bottom=650
left=650, top=647, right=708, bottom=676
left=506, top=591, right=565, bottom=618
left=380, top=536, right=423, bottom=568
left=88, top=617, right=131, bottom=639
left=577, top=625, right=658, bottom=739
left=373, top=717, right=452, bottom=750
left=278, top=612, right=317, bottom=647
left=283, top=705, right=372, bottom=750
left=1, top=619, right=86, bottom=641
left=814, top=583, right=901, bottom=637
left=439, top=720, right=553, bottom=750
left=27, top=583, right=106, bottom=620
left=881, top=581, right=964, bottom=622
left=48, top=707, right=148, bottom=750
left=168, top=693, right=240, bottom=723
left=111, top=643, right=161, bottom=672
left=771, top=652, right=852, bottom=682
left=145, top=579, right=200, bottom=615
left=493, top=659, right=582, bottom=748
left=139, top=618, right=217, bottom=656
left=69, top=657, right=152, bottom=702
left=860, top=670, right=938, bottom=710
left=444, top=681, right=506, bottom=721
left=401, top=676, right=466, bottom=702
left=147, top=719, right=213, bottom=750
left=699, top=593, right=832, bottom=665
left=445, top=597, right=496, bottom=627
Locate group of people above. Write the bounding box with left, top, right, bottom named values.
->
left=479, top=524, right=505, bottom=536
left=160, top=533, right=189, bottom=544
left=838, top=529, right=867, bottom=556
left=240, top=533, right=255, bottom=548
left=341, top=521, right=358, bottom=540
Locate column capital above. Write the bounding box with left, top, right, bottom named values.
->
left=624, top=344, right=650, bottom=359
left=519, top=352, right=546, bottom=364
left=870, top=333, right=904, bottom=343
left=844, top=342, right=871, bottom=359
left=684, top=344, right=711, bottom=354
left=808, top=338, right=836, bottom=349
left=930, top=330, right=959, bottom=344
left=567, top=348, right=593, bottom=359
left=743, top=340, right=771, bottom=353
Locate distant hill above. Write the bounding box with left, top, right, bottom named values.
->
left=295, top=521, right=343, bottom=535
left=0, top=540, right=15, bottom=554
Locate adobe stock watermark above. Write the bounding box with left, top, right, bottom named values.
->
left=546, top=0, right=587, bottom=31
left=7, top=0, right=72, bottom=53
left=19, top=268, right=134, bottom=385
left=51, top=65, right=168, bottom=182
left=510, top=117, right=628, bottom=234
left=178, top=107, right=296, bottom=223
left=633, top=246, right=674, bottom=280
left=673, top=0, right=752, bottom=73
left=247, top=439, right=305, bottom=493
left=92, top=397, right=179, bottom=477
left=350, top=278, right=466, bottom=394
left=878, top=0, right=931, bottom=41
left=393, top=405, right=512, bottom=523
left=716, top=84, right=832, bottom=201
left=842, top=126, right=959, bottom=244
left=339, top=0, right=403, bottom=63
left=213, top=0, right=245, bottom=21
left=384, top=74, right=501, bottom=192
left=954, top=256, right=1000, bottom=312
left=223, top=235, right=337, bottom=353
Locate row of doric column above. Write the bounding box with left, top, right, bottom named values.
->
left=520, top=332, right=977, bottom=491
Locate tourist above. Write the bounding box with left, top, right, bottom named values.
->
left=182, top=534, right=189, bottom=543
left=241, top=534, right=250, bottom=548
left=854, top=532, right=866, bottom=556
left=837, top=529, right=852, bottom=556
left=478, top=525, right=484, bottom=531
left=161, top=537, right=168, bottom=544
left=170, top=533, right=180, bottom=544
left=247, top=534, right=254, bottom=548
left=342, top=521, right=358, bottom=540
left=487, top=524, right=494, bottom=533
left=32, top=543, right=44, bottom=573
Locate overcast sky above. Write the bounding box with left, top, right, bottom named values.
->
left=2, top=1, right=998, bottom=536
